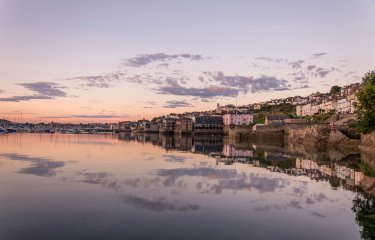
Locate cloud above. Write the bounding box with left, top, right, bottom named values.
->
left=0, top=90, right=4, bottom=93
left=205, top=71, right=253, bottom=93
left=156, top=82, right=239, bottom=98
left=312, top=52, right=327, bottom=58
left=41, top=114, right=129, bottom=119
left=314, top=67, right=330, bottom=78
left=255, top=57, right=288, bottom=64
left=67, top=73, right=124, bottom=88
left=200, top=72, right=292, bottom=95
left=18, top=82, right=67, bottom=97
left=0, top=82, right=67, bottom=102
left=307, top=65, right=317, bottom=71
left=123, top=53, right=204, bottom=67
left=145, top=101, right=156, bottom=105
left=0, top=95, right=54, bottom=102
left=288, top=60, right=304, bottom=69
left=249, top=76, right=291, bottom=92
left=163, top=100, right=194, bottom=108
left=272, top=21, right=311, bottom=30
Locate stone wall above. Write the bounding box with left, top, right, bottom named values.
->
left=284, top=124, right=331, bottom=148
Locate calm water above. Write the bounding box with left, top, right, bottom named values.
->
left=0, top=133, right=372, bottom=240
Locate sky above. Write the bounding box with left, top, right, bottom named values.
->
left=1, top=0, right=374, bottom=123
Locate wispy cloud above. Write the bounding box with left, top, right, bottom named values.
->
left=0, top=82, right=67, bottom=102
left=41, top=114, right=129, bottom=119
left=272, top=21, right=312, bottom=30
left=288, top=60, right=304, bottom=69
left=307, top=65, right=317, bottom=71
left=163, top=100, right=194, bottom=108
left=255, top=56, right=288, bottom=64
left=314, top=67, right=331, bottom=78
left=156, top=81, right=239, bottom=98
left=123, top=53, right=204, bottom=67
left=67, top=73, right=124, bottom=88
left=202, top=72, right=293, bottom=94
left=18, top=82, right=67, bottom=97
left=311, top=52, right=327, bottom=58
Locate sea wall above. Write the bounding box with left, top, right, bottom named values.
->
left=240, top=125, right=284, bottom=144
left=284, top=124, right=331, bottom=148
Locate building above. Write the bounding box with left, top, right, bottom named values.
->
left=118, top=121, right=132, bottom=132
left=144, top=121, right=159, bottom=132
left=223, top=114, right=253, bottom=126
left=216, top=103, right=236, bottom=114
left=174, top=118, right=193, bottom=133
left=193, top=115, right=223, bottom=134
left=265, top=115, right=288, bottom=126
left=159, top=118, right=176, bottom=133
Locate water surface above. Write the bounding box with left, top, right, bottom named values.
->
left=0, top=133, right=371, bottom=240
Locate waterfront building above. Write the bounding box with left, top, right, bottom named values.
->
left=118, top=121, right=132, bottom=132
left=174, top=118, right=193, bottom=134
left=144, top=121, right=159, bottom=132
left=159, top=118, right=176, bottom=133
left=223, top=114, right=253, bottom=126
left=193, top=115, right=223, bottom=134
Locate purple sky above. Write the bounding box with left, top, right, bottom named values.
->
left=1, top=0, right=374, bottom=122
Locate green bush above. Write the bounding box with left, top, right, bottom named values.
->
left=356, top=70, right=375, bottom=134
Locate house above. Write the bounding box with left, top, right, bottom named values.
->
left=340, top=83, right=362, bottom=97
left=216, top=103, right=236, bottom=114
left=118, top=121, right=132, bottom=132
left=223, top=114, right=253, bottom=126
left=253, top=103, right=264, bottom=110
left=265, top=115, right=288, bottom=126
left=321, top=99, right=335, bottom=113
left=174, top=118, right=193, bottom=134
left=193, top=115, right=223, bottom=134
left=144, top=121, right=159, bottom=132
left=296, top=105, right=303, bottom=116
left=159, top=118, right=176, bottom=133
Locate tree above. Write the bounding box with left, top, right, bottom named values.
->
left=330, top=85, right=342, bottom=95
left=356, top=70, right=375, bottom=134
left=352, top=193, right=375, bottom=239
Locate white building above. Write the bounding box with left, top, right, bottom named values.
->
left=223, top=114, right=253, bottom=125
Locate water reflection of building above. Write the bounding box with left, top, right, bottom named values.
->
left=115, top=132, right=370, bottom=195
left=296, top=158, right=364, bottom=187
left=223, top=145, right=253, bottom=158
left=174, top=134, right=193, bottom=151
left=191, top=136, right=224, bottom=154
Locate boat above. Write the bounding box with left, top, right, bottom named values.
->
left=0, top=127, right=7, bottom=134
